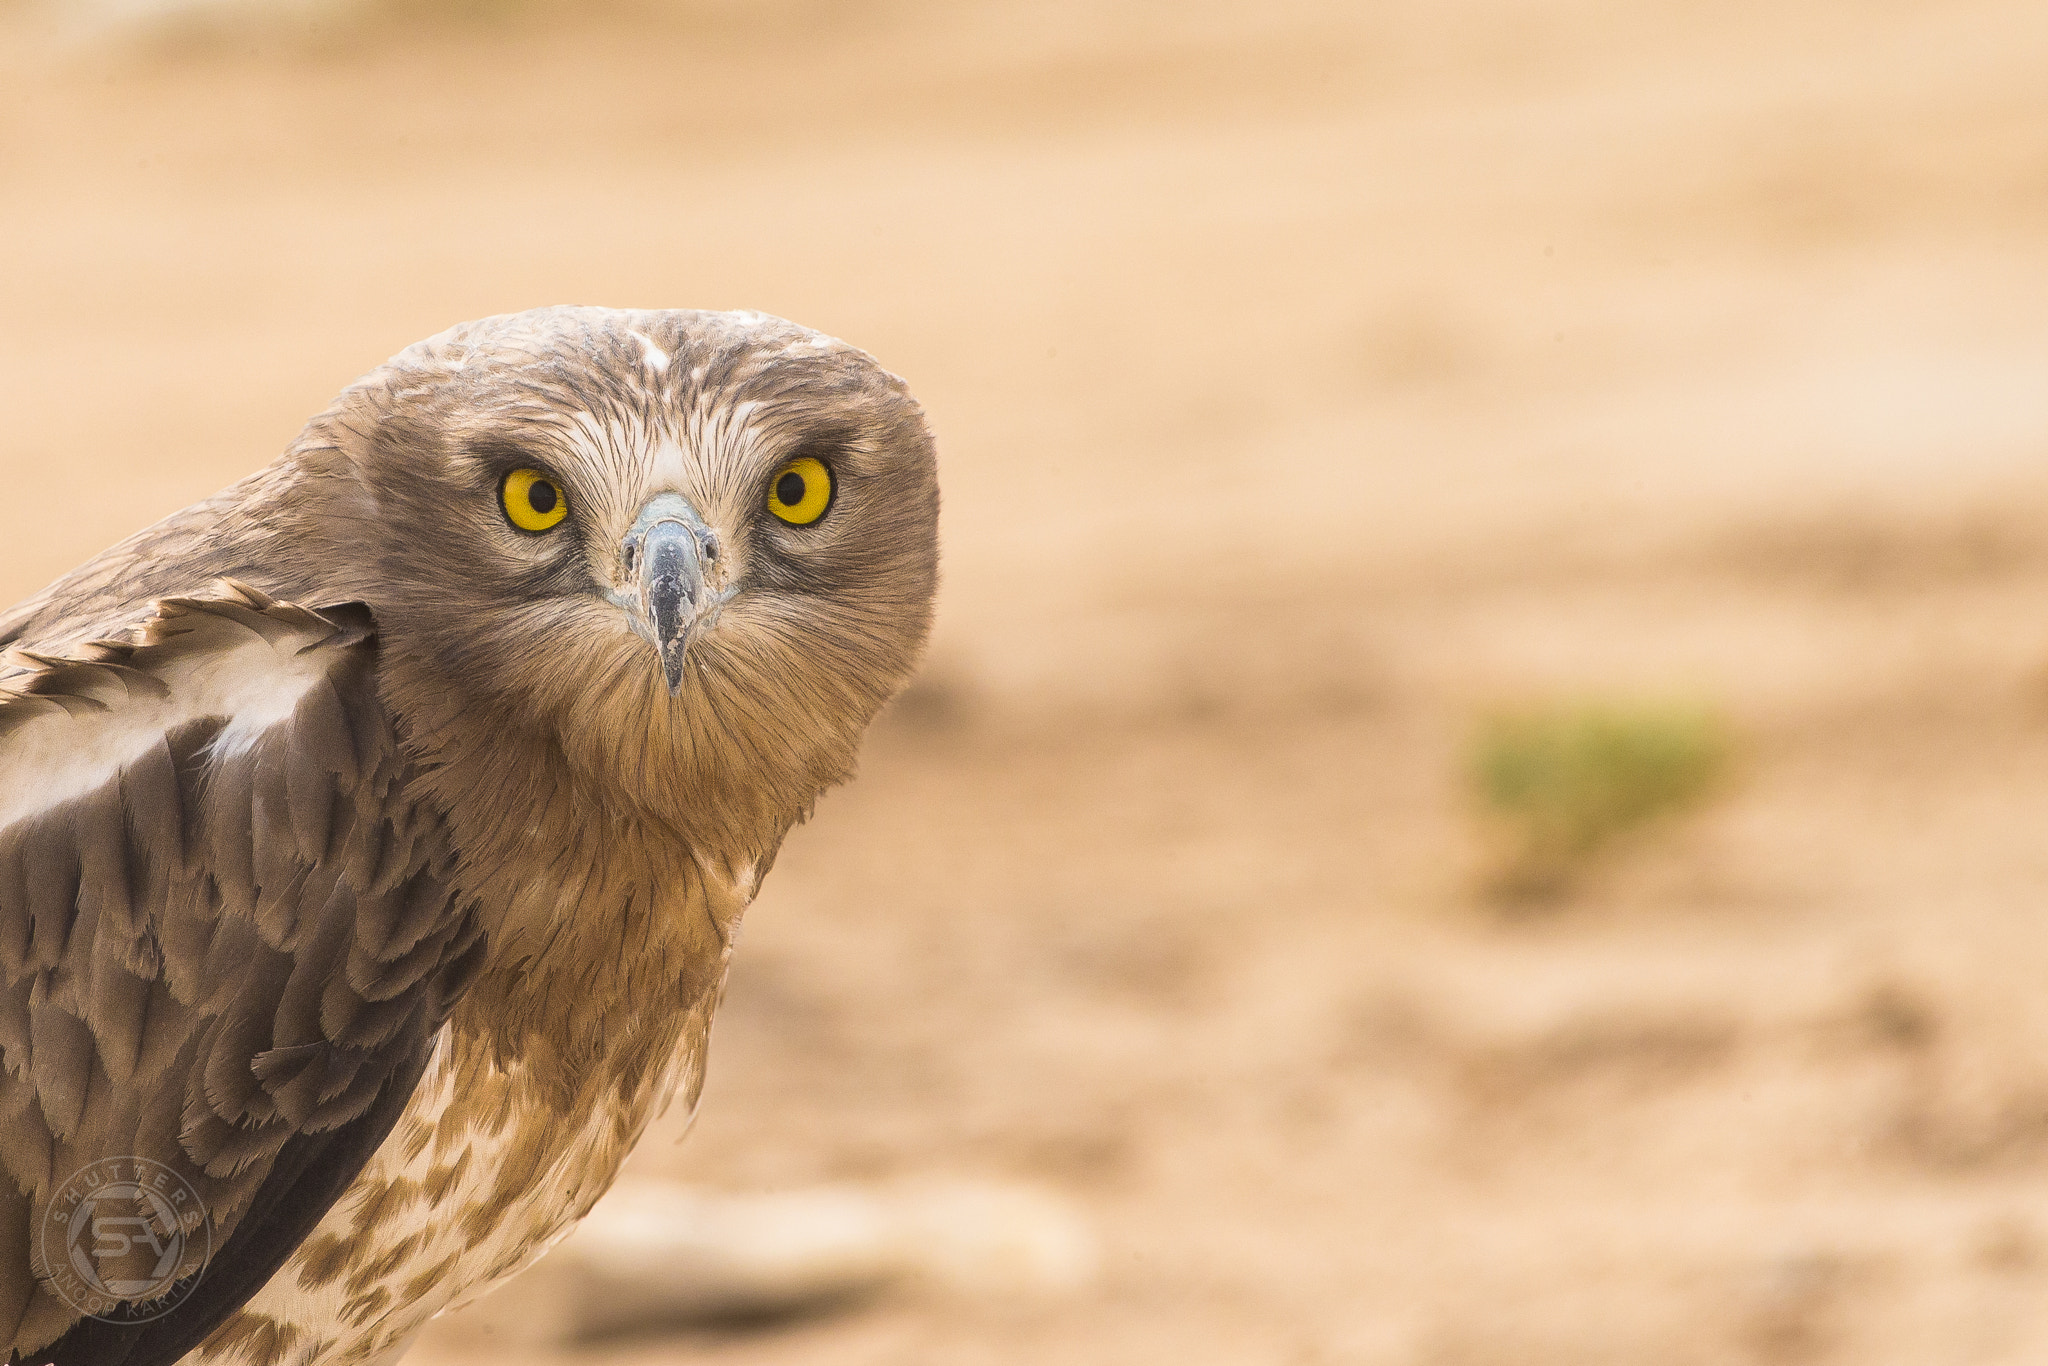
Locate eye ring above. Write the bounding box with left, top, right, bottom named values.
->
left=766, top=456, right=833, bottom=526
left=502, top=468, right=569, bottom=533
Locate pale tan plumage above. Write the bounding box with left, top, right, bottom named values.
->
left=0, top=307, right=939, bottom=1366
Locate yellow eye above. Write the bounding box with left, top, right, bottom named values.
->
left=502, top=468, right=568, bottom=532
left=766, top=456, right=833, bottom=526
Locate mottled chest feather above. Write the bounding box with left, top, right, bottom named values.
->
left=189, top=989, right=718, bottom=1366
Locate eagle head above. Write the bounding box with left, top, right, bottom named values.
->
left=286, top=306, right=940, bottom=845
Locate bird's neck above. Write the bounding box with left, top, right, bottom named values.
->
left=459, top=810, right=767, bottom=1080
left=401, top=721, right=772, bottom=1082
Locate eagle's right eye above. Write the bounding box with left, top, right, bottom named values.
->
left=502, top=469, right=569, bottom=533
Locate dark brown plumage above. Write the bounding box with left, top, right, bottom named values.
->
left=0, top=307, right=939, bottom=1365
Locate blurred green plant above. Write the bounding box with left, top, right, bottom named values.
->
left=1469, top=700, right=1731, bottom=902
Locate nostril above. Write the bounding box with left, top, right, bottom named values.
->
left=700, top=533, right=720, bottom=562
left=623, top=543, right=639, bottom=573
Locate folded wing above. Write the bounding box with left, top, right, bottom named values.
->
left=0, top=583, right=483, bottom=1366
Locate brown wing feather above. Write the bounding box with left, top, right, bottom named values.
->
left=0, top=584, right=483, bottom=1361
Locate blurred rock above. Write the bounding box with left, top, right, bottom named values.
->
left=439, top=1177, right=1099, bottom=1345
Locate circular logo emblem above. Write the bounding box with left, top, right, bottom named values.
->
left=41, top=1158, right=212, bottom=1323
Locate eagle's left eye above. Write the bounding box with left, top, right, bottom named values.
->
left=502, top=469, right=569, bottom=533
left=767, top=457, right=833, bottom=526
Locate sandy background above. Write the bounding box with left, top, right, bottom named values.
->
left=6, top=1, right=2048, bottom=1361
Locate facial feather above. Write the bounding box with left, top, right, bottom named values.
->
left=291, top=308, right=937, bottom=848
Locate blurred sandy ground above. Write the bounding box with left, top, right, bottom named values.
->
left=6, top=0, right=2048, bottom=1361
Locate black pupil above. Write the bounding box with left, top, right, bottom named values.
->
left=776, top=471, right=807, bottom=507
left=527, top=480, right=558, bottom=515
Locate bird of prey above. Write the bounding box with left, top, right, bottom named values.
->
left=0, top=307, right=939, bottom=1366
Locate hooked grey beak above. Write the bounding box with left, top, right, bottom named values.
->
left=622, top=494, right=722, bottom=694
